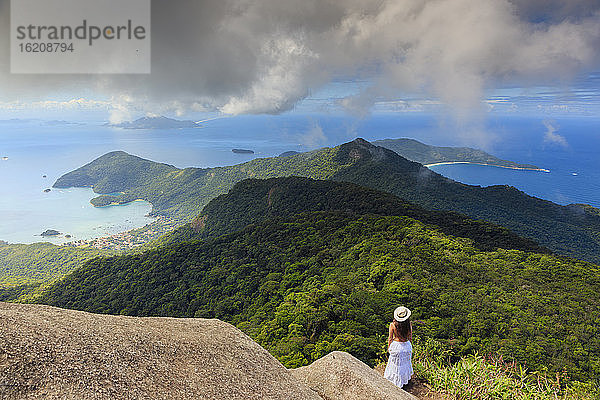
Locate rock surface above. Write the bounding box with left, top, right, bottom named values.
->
left=0, top=303, right=322, bottom=400
left=291, top=351, right=417, bottom=400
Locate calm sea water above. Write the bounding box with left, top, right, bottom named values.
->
left=423, top=117, right=600, bottom=208
left=0, top=114, right=598, bottom=244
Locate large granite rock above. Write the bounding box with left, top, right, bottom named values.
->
left=0, top=303, right=322, bottom=400
left=291, top=351, right=417, bottom=400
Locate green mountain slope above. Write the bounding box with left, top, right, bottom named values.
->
left=159, top=176, right=547, bottom=254
left=54, top=151, right=178, bottom=194
left=53, top=138, right=600, bottom=263
left=54, top=146, right=346, bottom=218
left=373, top=138, right=542, bottom=169
left=0, top=242, right=110, bottom=289
left=328, top=140, right=600, bottom=263
left=37, top=211, right=600, bottom=382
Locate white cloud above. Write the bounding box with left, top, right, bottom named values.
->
left=542, top=119, right=568, bottom=146
left=299, top=122, right=328, bottom=147
left=0, top=0, right=598, bottom=121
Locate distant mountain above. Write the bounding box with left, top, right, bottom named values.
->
left=42, top=120, right=82, bottom=126
left=373, top=138, right=544, bottom=170
left=54, top=138, right=600, bottom=263
left=108, top=116, right=200, bottom=129
left=0, top=118, right=34, bottom=124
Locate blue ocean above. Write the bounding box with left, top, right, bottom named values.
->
left=0, top=114, right=598, bottom=244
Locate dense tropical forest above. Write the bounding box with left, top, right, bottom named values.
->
left=0, top=241, right=110, bottom=288
left=158, top=176, right=547, bottom=255
left=53, top=138, right=600, bottom=264
left=38, top=209, right=600, bottom=383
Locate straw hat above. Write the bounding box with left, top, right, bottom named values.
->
left=393, top=306, right=411, bottom=322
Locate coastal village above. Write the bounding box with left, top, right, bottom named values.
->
left=63, top=216, right=183, bottom=251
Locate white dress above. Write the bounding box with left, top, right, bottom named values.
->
left=384, top=340, right=413, bottom=387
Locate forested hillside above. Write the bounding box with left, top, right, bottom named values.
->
left=54, top=138, right=600, bottom=263
left=38, top=211, right=600, bottom=383
left=0, top=242, right=110, bottom=289
left=373, top=138, right=541, bottom=169
left=159, top=176, right=547, bottom=255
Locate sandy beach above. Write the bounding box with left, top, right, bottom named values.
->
left=424, top=161, right=550, bottom=173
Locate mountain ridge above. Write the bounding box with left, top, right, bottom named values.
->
left=158, top=176, right=548, bottom=255
left=52, top=138, right=600, bottom=263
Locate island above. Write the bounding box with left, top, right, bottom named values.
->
left=278, top=151, right=300, bottom=157
left=373, top=138, right=549, bottom=172
left=43, top=188, right=51, bottom=193
left=107, top=116, right=201, bottom=130
left=42, top=120, right=80, bottom=126
left=40, top=229, right=61, bottom=237
left=232, top=148, right=254, bottom=154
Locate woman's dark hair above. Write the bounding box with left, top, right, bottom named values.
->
left=393, top=319, right=411, bottom=341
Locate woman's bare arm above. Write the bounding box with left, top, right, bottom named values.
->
left=387, top=322, right=394, bottom=347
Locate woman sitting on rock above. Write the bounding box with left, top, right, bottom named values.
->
left=383, top=306, right=413, bottom=388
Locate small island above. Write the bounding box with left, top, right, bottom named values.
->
left=40, top=229, right=61, bottom=237
left=43, top=188, right=51, bottom=193
left=232, top=148, right=254, bottom=154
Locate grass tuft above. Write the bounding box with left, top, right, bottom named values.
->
left=411, top=338, right=600, bottom=400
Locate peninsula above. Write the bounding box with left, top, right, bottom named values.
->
left=423, top=161, right=550, bottom=172
left=373, top=138, right=548, bottom=172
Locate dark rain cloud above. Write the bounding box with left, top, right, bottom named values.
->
left=0, top=0, right=599, bottom=119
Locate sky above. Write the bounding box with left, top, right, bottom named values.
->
left=0, top=0, right=599, bottom=123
